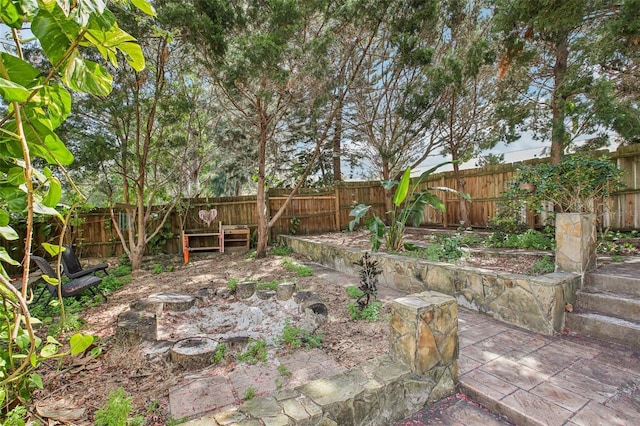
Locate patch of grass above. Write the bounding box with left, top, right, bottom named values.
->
left=237, top=339, right=268, bottom=364
left=111, top=265, right=132, bottom=277
left=277, top=364, right=292, bottom=377
left=243, top=386, right=257, bottom=400
left=270, top=244, right=293, bottom=256
left=282, top=257, right=313, bottom=277
left=211, top=343, right=227, bottom=365
left=256, top=279, right=278, bottom=291
left=227, top=278, right=239, bottom=293
left=345, top=285, right=365, bottom=299
left=279, top=319, right=323, bottom=349
left=528, top=256, right=555, bottom=275
left=245, top=250, right=257, bottom=259
left=152, top=264, right=164, bottom=274
left=611, top=254, right=625, bottom=262
left=348, top=301, right=382, bottom=322
left=94, top=387, right=144, bottom=426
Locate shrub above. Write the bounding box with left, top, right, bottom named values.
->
left=345, top=285, right=365, bottom=299
left=348, top=301, right=382, bottom=322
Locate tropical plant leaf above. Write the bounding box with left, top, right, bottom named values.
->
left=42, top=242, right=63, bottom=256
left=0, top=247, right=19, bottom=265
left=131, top=0, right=156, bottom=16
left=0, top=227, right=19, bottom=241
left=63, top=56, right=112, bottom=97
left=70, top=333, right=94, bottom=356
left=0, top=209, right=9, bottom=226
left=0, top=53, right=40, bottom=87
left=42, top=176, right=62, bottom=208
left=0, top=78, right=31, bottom=102
left=31, top=6, right=80, bottom=65
left=393, top=167, right=411, bottom=206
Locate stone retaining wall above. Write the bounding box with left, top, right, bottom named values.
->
left=280, top=236, right=581, bottom=335
left=203, top=291, right=458, bottom=426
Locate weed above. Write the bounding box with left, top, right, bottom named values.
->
left=345, top=285, right=364, bottom=299
left=211, top=343, right=227, bottom=365
left=245, top=251, right=257, bottom=259
left=271, top=244, right=293, bottom=256
left=282, top=257, right=313, bottom=277
left=528, top=256, right=555, bottom=275
left=166, top=416, right=189, bottom=426
left=243, top=386, right=257, bottom=400
left=348, top=301, right=382, bottom=322
left=152, top=264, right=164, bottom=274
left=277, top=364, right=292, bottom=377
left=279, top=319, right=323, bottom=349
left=257, top=280, right=278, bottom=291
left=237, top=339, right=268, bottom=364
left=167, top=265, right=175, bottom=272
left=111, top=265, right=133, bottom=277
left=611, top=255, right=625, bottom=262
left=227, top=278, right=239, bottom=293
left=94, top=387, right=144, bottom=426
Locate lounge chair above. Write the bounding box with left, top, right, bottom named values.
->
left=61, top=244, right=109, bottom=279
left=31, top=256, right=106, bottom=303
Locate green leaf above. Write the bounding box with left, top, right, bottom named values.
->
left=0, top=227, right=19, bottom=242
left=0, top=247, right=19, bottom=265
left=116, top=40, right=146, bottom=72
left=70, top=333, right=94, bottom=356
left=29, top=373, right=44, bottom=389
left=0, top=0, right=23, bottom=27
left=42, top=242, right=63, bottom=256
left=41, top=274, right=59, bottom=286
left=31, top=6, right=80, bottom=65
left=0, top=209, right=9, bottom=226
left=0, top=53, right=40, bottom=87
left=43, top=176, right=62, bottom=207
left=393, top=167, right=411, bottom=207
left=348, top=204, right=371, bottom=231
left=34, top=84, right=72, bottom=129
left=0, top=78, right=31, bottom=102
left=47, top=335, right=62, bottom=346
left=33, top=201, right=63, bottom=220
left=63, top=56, right=113, bottom=96
left=130, top=0, right=156, bottom=16
left=7, top=166, right=25, bottom=185
left=40, top=344, right=59, bottom=358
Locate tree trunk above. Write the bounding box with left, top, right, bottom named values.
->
left=332, top=99, right=343, bottom=182
left=255, top=120, right=269, bottom=259
left=550, top=34, right=569, bottom=166
left=452, top=160, right=468, bottom=226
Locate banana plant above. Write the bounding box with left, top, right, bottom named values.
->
left=349, top=163, right=469, bottom=251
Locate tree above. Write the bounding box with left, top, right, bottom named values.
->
left=161, top=0, right=387, bottom=257
left=0, top=0, right=149, bottom=415
left=492, top=0, right=640, bottom=164
left=63, top=7, right=222, bottom=269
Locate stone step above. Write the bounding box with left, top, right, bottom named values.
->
left=585, top=268, right=640, bottom=298
left=460, top=380, right=538, bottom=426
left=576, top=289, right=640, bottom=322
left=565, top=311, right=640, bottom=351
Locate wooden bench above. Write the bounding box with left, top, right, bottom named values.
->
left=181, top=223, right=250, bottom=263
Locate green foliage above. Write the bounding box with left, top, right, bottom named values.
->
left=289, top=217, right=301, bottom=235
left=270, top=244, right=293, bottom=256
left=112, top=265, right=133, bottom=277
left=404, top=235, right=468, bottom=262
left=345, top=286, right=365, bottom=299
left=245, top=251, right=257, bottom=259
left=243, top=387, right=257, bottom=401
left=237, top=339, right=268, bottom=364
left=94, top=387, right=144, bottom=426
left=256, top=280, right=278, bottom=291
left=508, top=154, right=625, bottom=214
left=528, top=256, right=555, bottom=275
left=349, top=165, right=463, bottom=251
left=227, top=278, right=239, bottom=293
left=148, top=223, right=174, bottom=255
left=151, top=264, right=164, bottom=274
left=348, top=301, right=383, bottom=322
left=282, top=258, right=313, bottom=277
left=211, top=343, right=227, bottom=365
left=488, top=228, right=555, bottom=251
left=277, top=365, right=292, bottom=377
left=279, top=319, right=323, bottom=350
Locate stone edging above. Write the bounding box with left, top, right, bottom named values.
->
left=280, top=235, right=581, bottom=335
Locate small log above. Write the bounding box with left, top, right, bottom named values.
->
left=116, top=311, right=157, bottom=346
left=170, top=337, right=219, bottom=369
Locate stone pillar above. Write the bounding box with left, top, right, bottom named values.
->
left=555, top=213, right=597, bottom=274
left=389, top=291, right=458, bottom=377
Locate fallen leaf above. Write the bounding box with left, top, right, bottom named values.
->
left=36, top=399, right=85, bottom=422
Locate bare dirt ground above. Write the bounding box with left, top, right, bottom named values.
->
left=28, top=229, right=560, bottom=424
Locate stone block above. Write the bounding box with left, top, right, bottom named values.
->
left=390, top=291, right=458, bottom=376
left=555, top=213, right=597, bottom=274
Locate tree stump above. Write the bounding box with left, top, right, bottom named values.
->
left=276, top=282, right=296, bottom=301
left=170, top=337, right=219, bottom=369
left=147, top=292, right=196, bottom=312
left=116, top=311, right=157, bottom=345
left=236, top=281, right=256, bottom=299
left=256, top=289, right=275, bottom=300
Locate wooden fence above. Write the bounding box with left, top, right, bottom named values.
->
left=7, top=144, right=640, bottom=262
